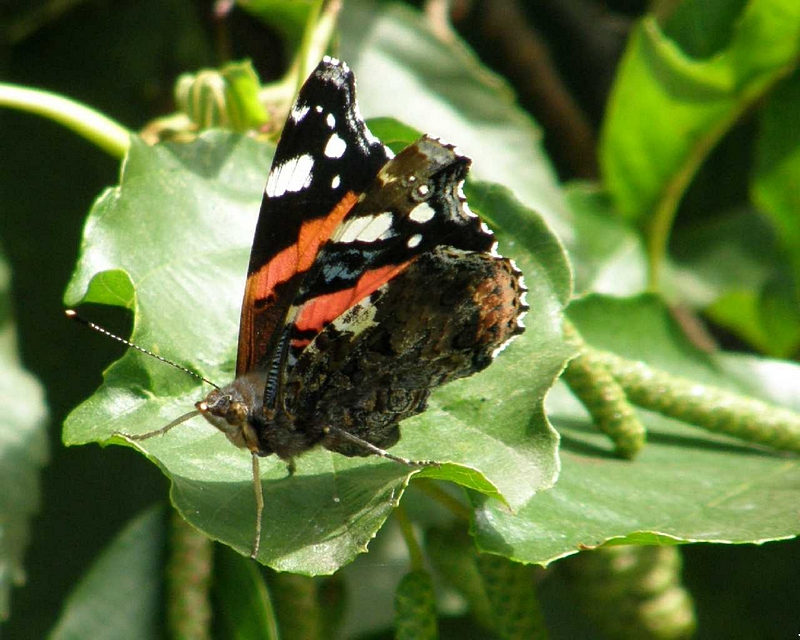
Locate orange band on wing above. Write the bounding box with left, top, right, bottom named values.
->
left=254, top=191, right=360, bottom=296
left=294, top=260, right=414, bottom=335
left=237, top=191, right=359, bottom=375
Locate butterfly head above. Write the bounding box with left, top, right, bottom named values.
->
left=196, top=372, right=266, bottom=452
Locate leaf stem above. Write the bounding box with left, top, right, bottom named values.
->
left=0, top=83, right=130, bottom=159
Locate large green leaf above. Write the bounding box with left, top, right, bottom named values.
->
left=63, top=132, right=571, bottom=573
left=49, top=505, right=165, bottom=640
left=473, top=294, right=800, bottom=565
left=601, top=0, right=800, bottom=222
left=0, top=246, right=48, bottom=620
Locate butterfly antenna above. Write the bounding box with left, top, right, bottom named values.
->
left=65, top=309, right=220, bottom=389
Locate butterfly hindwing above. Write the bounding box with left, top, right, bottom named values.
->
left=236, top=57, right=391, bottom=378
left=284, top=246, right=527, bottom=455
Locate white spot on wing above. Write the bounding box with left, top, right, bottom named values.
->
left=315, top=105, right=323, bottom=113
left=331, top=175, right=341, bottom=189
left=336, top=212, right=395, bottom=243
left=290, top=104, right=309, bottom=123
left=407, top=234, right=423, bottom=248
left=409, top=202, right=436, bottom=224
left=324, top=134, right=347, bottom=159
left=326, top=113, right=336, bottom=128
left=265, top=154, right=315, bottom=197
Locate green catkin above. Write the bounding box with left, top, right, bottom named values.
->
left=477, top=554, right=549, bottom=640
left=394, top=570, right=439, bottom=640
left=426, top=525, right=494, bottom=629
left=175, top=61, right=266, bottom=131
left=167, top=511, right=213, bottom=640
left=561, top=546, right=696, bottom=640
left=562, top=321, right=646, bottom=457
left=269, top=572, right=323, bottom=640
left=602, top=352, right=800, bottom=453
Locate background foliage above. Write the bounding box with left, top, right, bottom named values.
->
left=1, top=0, right=798, bottom=638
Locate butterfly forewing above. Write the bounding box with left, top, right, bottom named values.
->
left=236, top=58, right=391, bottom=378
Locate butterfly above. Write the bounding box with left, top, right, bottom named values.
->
left=116, top=57, right=527, bottom=559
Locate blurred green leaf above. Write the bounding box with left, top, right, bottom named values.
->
left=62, top=131, right=570, bottom=573
left=473, top=294, right=800, bottom=565
left=668, top=208, right=800, bottom=357
left=601, top=0, right=800, bottom=224
left=564, top=182, right=648, bottom=297
left=239, top=0, right=317, bottom=50
left=0, top=246, right=48, bottom=620
left=49, top=505, right=165, bottom=640
left=753, top=70, right=800, bottom=280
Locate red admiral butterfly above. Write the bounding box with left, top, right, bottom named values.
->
left=110, top=57, right=527, bottom=559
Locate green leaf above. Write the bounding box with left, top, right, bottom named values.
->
left=49, top=504, right=165, bottom=640
left=63, top=132, right=571, bottom=573
left=473, top=294, right=800, bottom=565
left=602, top=1, right=800, bottom=222
left=213, top=545, right=279, bottom=640
left=0, top=246, right=48, bottom=620
left=338, top=3, right=573, bottom=240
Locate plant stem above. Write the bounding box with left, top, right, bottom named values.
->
left=395, top=504, right=426, bottom=572
left=414, top=479, right=472, bottom=521
left=0, top=83, right=130, bottom=159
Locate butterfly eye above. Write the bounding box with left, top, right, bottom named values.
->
left=199, top=390, right=230, bottom=416
left=225, top=402, right=248, bottom=426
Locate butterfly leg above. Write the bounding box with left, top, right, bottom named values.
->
left=323, top=426, right=438, bottom=468
left=250, top=452, right=263, bottom=560
left=115, top=409, right=202, bottom=441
